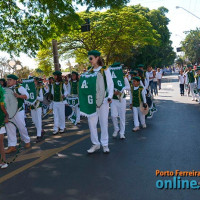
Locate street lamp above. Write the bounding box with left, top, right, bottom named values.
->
left=176, top=6, right=200, bottom=20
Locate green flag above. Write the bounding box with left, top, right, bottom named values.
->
left=79, top=72, right=97, bottom=117
left=110, top=65, right=125, bottom=92
left=22, top=79, right=37, bottom=105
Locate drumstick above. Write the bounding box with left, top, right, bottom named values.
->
left=42, top=109, right=53, bottom=118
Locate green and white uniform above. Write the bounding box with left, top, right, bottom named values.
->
left=0, top=86, right=6, bottom=134
left=130, top=85, right=147, bottom=128
left=5, top=84, right=31, bottom=147
left=187, top=70, right=196, bottom=100
left=30, top=86, right=43, bottom=137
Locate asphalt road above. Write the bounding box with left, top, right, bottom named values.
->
left=0, top=73, right=200, bottom=200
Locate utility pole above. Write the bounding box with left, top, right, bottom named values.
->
left=52, top=39, right=60, bottom=71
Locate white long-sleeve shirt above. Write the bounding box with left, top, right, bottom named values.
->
left=11, top=85, right=29, bottom=99
left=93, top=66, right=114, bottom=99
left=36, top=88, right=43, bottom=102
left=51, top=82, right=69, bottom=98
left=130, top=86, right=147, bottom=105
left=123, top=77, right=130, bottom=92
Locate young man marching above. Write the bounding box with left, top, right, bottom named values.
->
left=110, top=62, right=130, bottom=139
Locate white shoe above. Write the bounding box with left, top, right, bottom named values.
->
left=87, top=145, right=100, bottom=154
left=132, top=127, right=140, bottom=132
left=1, top=163, right=8, bottom=169
left=120, top=134, right=125, bottom=139
left=103, top=146, right=110, bottom=154
left=53, top=130, right=59, bottom=135
left=192, top=98, right=195, bottom=101
left=112, top=131, right=118, bottom=138
left=142, top=124, right=147, bottom=128
left=59, top=129, right=65, bottom=133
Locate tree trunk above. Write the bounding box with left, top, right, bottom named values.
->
left=52, top=40, right=60, bottom=71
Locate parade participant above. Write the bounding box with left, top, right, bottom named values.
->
left=157, top=68, right=163, bottom=90
left=146, top=66, right=154, bottom=94
left=110, top=62, right=130, bottom=139
left=195, top=66, right=200, bottom=103
left=51, top=71, right=68, bottom=135
left=137, top=69, right=148, bottom=91
left=0, top=79, right=7, bottom=87
left=70, top=71, right=80, bottom=124
left=0, top=85, right=9, bottom=168
left=30, top=77, right=44, bottom=143
left=186, top=64, right=196, bottom=101
left=130, top=76, right=147, bottom=132
left=80, top=50, right=114, bottom=154
left=5, top=75, right=31, bottom=153
left=178, top=70, right=186, bottom=96
left=152, top=70, right=158, bottom=96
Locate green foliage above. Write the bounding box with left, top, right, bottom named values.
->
left=0, top=0, right=128, bottom=56
left=181, top=28, right=200, bottom=64
left=58, top=6, right=160, bottom=65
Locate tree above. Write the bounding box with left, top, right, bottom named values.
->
left=57, top=7, right=160, bottom=65
left=0, top=0, right=129, bottom=57
left=181, top=28, right=200, bottom=64
left=132, top=6, right=176, bottom=68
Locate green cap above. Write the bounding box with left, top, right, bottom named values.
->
left=88, top=50, right=101, bottom=57
left=7, top=74, right=18, bottom=80
left=132, top=76, right=141, bottom=81
left=53, top=71, right=62, bottom=76
left=111, top=62, right=121, bottom=67
left=138, top=64, right=144, bottom=68
left=72, top=71, right=79, bottom=76
left=187, top=64, right=193, bottom=68
left=130, top=70, right=138, bottom=76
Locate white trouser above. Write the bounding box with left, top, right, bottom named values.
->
left=31, top=107, right=42, bottom=137
left=75, top=105, right=80, bottom=123
left=132, top=107, right=145, bottom=127
left=53, top=102, right=65, bottom=131
left=111, top=98, right=126, bottom=135
left=88, top=101, right=109, bottom=146
left=189, top=82, right=195, bottom=99
left=5, top=110, right=30, bottom=147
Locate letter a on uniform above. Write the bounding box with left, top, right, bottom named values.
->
left=111, top=71, right=117, bottom=79
left=81, top=80, right=88, bottom=88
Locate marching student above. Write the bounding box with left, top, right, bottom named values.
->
left=82, top=50, right=114, bottom=154
left=110, top=62, right=130, bottom=139
left=51, top=71, right=69, bottom=135
left=30, top=77, right=44, bottom=143
left=186, top=64, right=196, bottom=101
left=5, top=74, right=31, bottom=154
left=130, top=76, right=147, bottom=132
left=0, top=78, right=7, bottom=87
left=70, top=71, right=80, bottom=124
left=146, top=66, right=154, bottom=94
left=178, top=70, right=186, bottom=96
left=0, top=85, right=9, bottom=169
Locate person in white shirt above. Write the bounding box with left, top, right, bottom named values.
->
left=146, top=66, right=154, bottom=94
left=178, top=70, right=186, bottom=96
left=5, top=74, right=31, bottom=154
left=157, top=68, right=163, bottom=90
left=152, top=70, right=158, bottom=96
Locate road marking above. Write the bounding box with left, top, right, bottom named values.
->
left=0, top=134, right=90, bottom=184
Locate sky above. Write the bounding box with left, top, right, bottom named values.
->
left=1, top=0, right=200, bottom=70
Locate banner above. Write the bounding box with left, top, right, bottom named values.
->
left=22, top=79, right=37, bottom=105
left=79, top=72, right=97, bottom=117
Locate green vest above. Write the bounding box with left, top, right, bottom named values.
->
left=0, top=102, right=5, bottom=128
left=70, top=81, right=79, bottom=95
left=53, top=82, right=64, bottom=102
left=188, top=70, right=195, bottom=83
left=131, top=86, right=143, bottom=107
left=15, top=85, right=24, bottom=111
